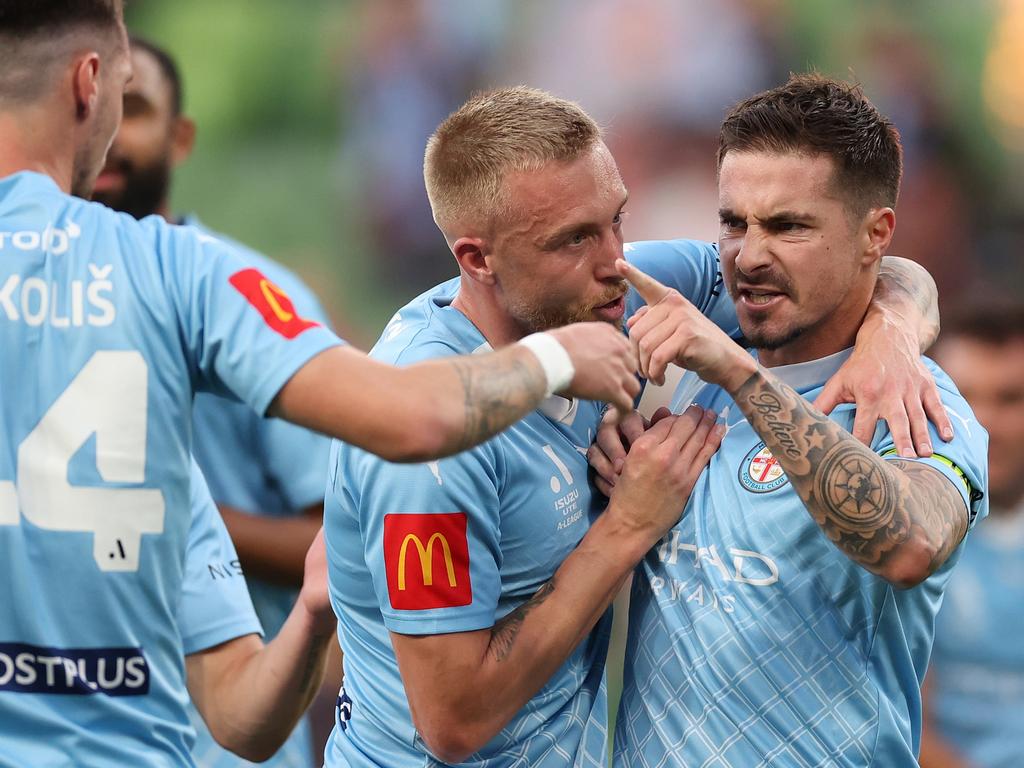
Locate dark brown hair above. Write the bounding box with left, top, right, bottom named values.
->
left=0, top=0, right=122, bottom=35
left=718, top=73, right=903, bottom=214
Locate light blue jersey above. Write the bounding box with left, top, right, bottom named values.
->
left=184, top=220, right=333, bottom=768
left=323, top=238, right=736, bottom=767
left=615, top=350, right=989, bottom=767
left=928, top=505, right=1024, bottom=767
left=0, top=171, right=340, bottom=766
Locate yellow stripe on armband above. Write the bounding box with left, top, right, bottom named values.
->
left=880, top=447, right=973, bottom=498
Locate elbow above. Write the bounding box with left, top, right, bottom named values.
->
left=418, top=727, right=488, bottom=765
left=878, top=541, right=938, bottom=589
left=212, top=730, right=279, bottom=764
left=413, top=709, right=495, bottom=764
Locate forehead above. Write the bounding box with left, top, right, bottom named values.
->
left=718, top=150, right=841, bottom=212
left=499, top=142, right=625, bottom=235
left=124, top=46, right=172, bottom=109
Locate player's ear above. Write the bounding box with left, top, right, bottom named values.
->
left=452, top=237, right=496, bottom=286
left=72, top=52, right=102, bottom=121
left=860, top=207, right=895, bottom=267
left=170, top=115, right=196, bottom=168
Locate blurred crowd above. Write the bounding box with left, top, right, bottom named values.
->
left=121, top=2, right=1024, bottom=766
left=328, top=0, right=1023, bottom=309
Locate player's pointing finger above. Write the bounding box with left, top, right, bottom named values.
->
left=616, top=259, right=670, bottom=306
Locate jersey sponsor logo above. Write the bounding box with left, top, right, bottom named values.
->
left=0, top=221, right=81, bottom=255
left=0, top=642, right=148, bottom=696
left=383, top=512, right=472, bottom=610
left=739, top=441, right=790, bottom=493
left=228, top=268, right=319, bottom=339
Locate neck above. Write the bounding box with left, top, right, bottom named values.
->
left=0, top=108, right=75, bottom=192
left=450, top=278, right=523, bottom=349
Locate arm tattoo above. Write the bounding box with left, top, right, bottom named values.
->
left=488, top=579, right=556, bottom=662
left=877, top=257, right=940, bottom=351
left=736, top=370, right=967, bottom=581
left=449, top=353, right=548, bottom=452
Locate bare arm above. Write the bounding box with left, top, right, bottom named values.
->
left=874, top=255, right=940, bottom=352
left=218, top=502, right=322, bottom=587
left=186, top=529, right=336, bottom=761
left=734, top=367, right=967, bottom=587
left=815, top=255, right=952, bottom=457
left=618, top=259, right=968, bottom=588
left=392, top=408, right=723, bottom=763
left=270, top=322, right=639, bottom=463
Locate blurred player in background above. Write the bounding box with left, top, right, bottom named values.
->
left=324, top=85, right=952, bottom=767
left=920, top=305, right=1024, bottom=768
left=594, top=74, right=988, bottom=767
left=0, top=2, right=639, bottom=764
left=92, top=37, right=331, bottom=768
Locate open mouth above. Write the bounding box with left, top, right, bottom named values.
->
left=93, top=168, right=123, bottom=192
left=739, top=289, right=786, bottom=310
left=593, top=294, right=626, bottom=321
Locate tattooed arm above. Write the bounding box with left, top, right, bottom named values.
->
left=390, top=407, right=723, bottom=764
left=270, top=322, right=639, bottom=464
left=617, top=259, right=968, bottom=588
left=736, top=369, right=968, bottom=587
left=816, top=256, right=952, bottom=457
left=186, top=529, right=336, bottom=761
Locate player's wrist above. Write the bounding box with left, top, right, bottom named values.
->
left=590, top=504, right=665, bottom=564
left=517, top=332, right=575, bottom=396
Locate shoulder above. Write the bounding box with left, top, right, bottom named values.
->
left=180, top=222, right=328, bottom=320
left=371, top=278, right=474, bottom=366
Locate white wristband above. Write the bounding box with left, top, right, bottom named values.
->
left=518, top=332, right=575, bottom=396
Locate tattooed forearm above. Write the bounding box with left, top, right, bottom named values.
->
left=448, top=351, right=548, bottom=452
left=876, top=256, right=940, bottom=351
left=488, top=580, right=556, bottom=662
left=735, top=369, right=967, bottom=584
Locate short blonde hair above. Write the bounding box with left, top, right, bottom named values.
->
left=424, top=86, right=601, bottom=233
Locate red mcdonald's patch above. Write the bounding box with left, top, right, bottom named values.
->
left=383, top=513, right=472, bottom=610
left=228, top=268, right=320, bottom=339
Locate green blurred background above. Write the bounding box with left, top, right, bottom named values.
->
left=127, top=0, right=1024, bottom=349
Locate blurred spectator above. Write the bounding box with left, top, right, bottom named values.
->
left=921, top=305, right=1024, bottom=768
left=337, top=0, right=509, bottom=295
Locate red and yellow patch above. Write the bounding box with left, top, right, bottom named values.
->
left=383, top=513, right=472, bottom=610
left=229, top=268, right=319, bottom=339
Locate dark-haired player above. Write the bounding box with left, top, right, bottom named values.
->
left=599, top=74, right=988, bottom=767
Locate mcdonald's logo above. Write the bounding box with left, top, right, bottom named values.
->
left=384, top=513, right=472, bottom=610
left=228, top=268, right=320, bottom=339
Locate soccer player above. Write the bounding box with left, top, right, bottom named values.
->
left=919, top=305, right=1024, bottom=768
left=0, top=3, right=638, bottom=765
left=91, top=36, right=333, bottom=768
left=594, top=74, right=989, bottom=767
left=324, top=86, right=952, bottom=767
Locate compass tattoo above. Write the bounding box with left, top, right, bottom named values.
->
left=735, top=369, right=968, bottom=583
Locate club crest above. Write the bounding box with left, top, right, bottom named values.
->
left=739, top=442, right=790, bottom=493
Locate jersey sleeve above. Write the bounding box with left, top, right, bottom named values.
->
left=871, top=362, right=989, bottom=529
left=624, top=239, right=740, bottom=337
left=153, top=222, right=343, bottom=415
left=178, top=459, right=263, bottom=655
left=258, top=415, right=333, bottom=510
left=337, top=440, right=504, bottom=636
